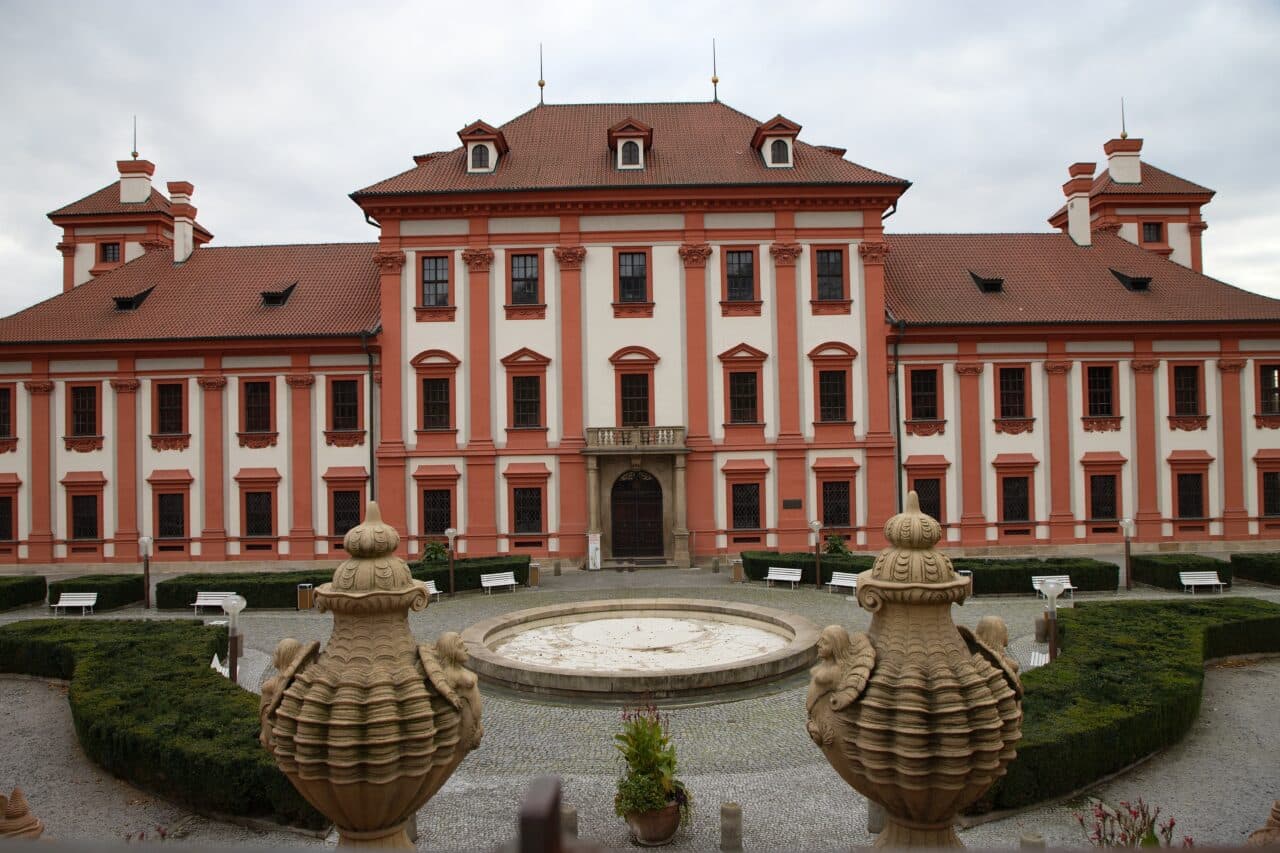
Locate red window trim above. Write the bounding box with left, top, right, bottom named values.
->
left=64, top=380, right=104, bottom=451
left=903, top=454, right=950, bottom=525
left=1168, top=449, right=1213, bottom=537
left=1138, top=219, right=1173, bottom=256
left=1253, top=360, right=1280, bottom=428
left=415, top=251, right=456, bottom=322
left=992, top=453, right=1039, bottom=541
left=1081, top=360, right=1122, bottom=431
left=237, top=376, right=278, bottom=448
left=413, top=464, right=460, bottom=551
left=808, top=342, right=858, bottom=441
left=149, top=378, right=190, bottom=451
left=147, top=468, right=194, bottom=559
left=323, top=466, right=369, bottom=549
left=0, top=382, right=18, bottom=453
left=609, top=346, right=660, bottom=427
left=904, top=363, right=945, bottom=435
left=612, top=246, right=655, bottom=318
left=809, top=244, right=852, bottom=314
left=1166, top=360, right=1208, bottom=430
left=324, top=374, right=366, bottom=447
left=505, top=249, right=547, bottom=320
left=719, top=244, right=762, bottom=316
left=993, top=362, right=1034, bottom=433
left=501, top=347, right=552, bottom=449
left=90, top=238, right=126, bottom=275
left=504, top=462, right=550, bottom=554
left=1253, top=449, right=1280, bottom=535
left=61, top=471, right=106, bottom=559
left=1080, top=451, right=1126, bottom=538
left=812, top=457, right=859, bottom=533
left=0, top=473, right=20, bottom=560
left=410, top=349, right=461, bottom=451
left=234, top=467, right=281, bottom=556
left=718, top=343, right=768, bottom=445
left=723, top=459, right=769, bottom=542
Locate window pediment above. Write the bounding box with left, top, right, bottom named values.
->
left=410, top=348, right=461, bottom=368
left=609, top=345, right=660, bottom=367
left=500, top=347, right=552, bottom=367
left=718, top=343, right=768, bottom=364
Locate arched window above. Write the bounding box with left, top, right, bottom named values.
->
left=770, top=139, right=789, bottom=165
left=621, top=140, right=640, bottom=166
left=471, top=144, right=490, bottom=170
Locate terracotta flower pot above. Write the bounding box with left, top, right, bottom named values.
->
left=625, top=803, right=681, bottom=846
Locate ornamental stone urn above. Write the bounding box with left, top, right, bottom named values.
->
left=806, top=492, right=1022, bottom=848
left=0, top=788, right=43, bottom=839
left=260, top=502, right=483, bottom=848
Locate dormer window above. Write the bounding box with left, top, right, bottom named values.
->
left=457, top=120, right=508, bottom=175
left=261, top=281, right=297, bottom=307
left=969, top=270, right=1004, bottom=293
left=751, top=114, right=801, bottom=169
left=471, top=145, right=490, bottom=171
left=770, top=139, right=790, bottom=166
left=1110, top=268, right=1152, bottom=292
left=608, top=117, right=653, bottom=171
left=621, top=141, right=640, bottom=167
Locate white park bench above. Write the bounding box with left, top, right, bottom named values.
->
left=1179, top=571, right=1226, bottom=594
left=1031, top=575, right=1075, bottom=599
left=827, top=571, right=858, bottom=594
left=50, top=592, right=97, bottom=615
left=1027, top=651, right=1049, bottom=669
left=481, top=571, right=518, bottom=594
left=193, top=591, right=236, bottom=614
left=765, top=566, right=802, bottom=589
left=424, top=579, right=442, bottom=601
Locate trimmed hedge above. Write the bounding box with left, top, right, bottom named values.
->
left=740, top=551, right=874, bottom=585
left=0, top=619, right=323, bottom=828
left=48, top=574, right=144, bottom=611
left=1131, top=553, right=1231, bottom=590
left=951, top=557, right=1118, bottom=595
left=409, top=555, right=531, bottom=592
left=982, top=597, right=1280, bottom=811
left=1230, top=552, right=1280, bottom=587
left=0, top=575, right=46, bottom=611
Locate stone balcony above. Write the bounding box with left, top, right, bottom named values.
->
left=583, top=425, right=687, bottom=453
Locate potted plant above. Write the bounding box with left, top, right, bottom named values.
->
left=614, top=704, right=691, bottom=846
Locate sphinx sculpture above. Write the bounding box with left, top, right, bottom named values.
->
left=0, top=788, right=43, bottom=839
left=260, top=502, right=482, bottom=848
left=807, top=492, right=1023, bottom=848
left=1248, top=801, right=1280, bottom=846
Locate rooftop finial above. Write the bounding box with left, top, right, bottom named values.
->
left=1120, top=97, right=1127, bottom=140
left=131, top=115, right=138, bottom=160
left=538, top=43, right=545, bottom=105
left=711, top=38, right=720, bottom=102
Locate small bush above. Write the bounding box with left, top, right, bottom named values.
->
left=739, top=551, right=874, bottom=585
left=409, top=555, right=531, bottom=592
left=1230, top=552, right=1280, bottom=587
left=0, top=619, right=323, bottom=828
left=1131, top=553, right=1230, bottom=590
left=156, top=570, right=332, bottom=610
left=48, top=574, right=144, bottom=611
left=0, top=575, right=46, bottom=611
left=951, top=557, right=1119, bottom=595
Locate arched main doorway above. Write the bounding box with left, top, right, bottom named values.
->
left=611, top=470, right=663, bottom=557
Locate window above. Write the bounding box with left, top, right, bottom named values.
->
left=816, top=250, right=844, bottom=301
left=332, top=490, right=361, bottom=537
left=1089, top=474, right=1117, bottom=521
left=422, top=378, right=450, bottom=430
left=510, top=254, right=540, bottom=305
left=1087, top=366, right=1115, bottom=417
left=1176, top=473, right=1204, bottom=519
left=512, top=375, right=541, bottom=428
left=914, top=478, right=942, bottom=522
left=618, top=252, right=647, bottom=303
left=620, top=373, right=650, bottom=427
left=71, top=386, right=97, bottom=436
left=1263, top=471, right=1280, bottom=517
left=330, top=379, right=358, bottom=431
left=725, top=251, right=755, bottom=302
left=0, top=496, right=12, bottom=541
left=731, top=482, right=761, bottom=529
left=100, top=242, right=120, bottom=263
left=1260, top=364, right=1280, bottom=415
left=157, top=493, right=185, bottom=539
left=245, top=492, right=273, bottom=537
left=513, top=487, right=543, bottom=534
left=421, top=256, right=450, bottom=307
left=243, top=381, right=272, bottom=432
left=818, top=370, right=847, bottom=422
left=621, top=140, right=640, bottom=166
left=998, top=367, right=1027, bottom=419
left=1173, top=365, right=1201, bottom=416
left=909, top=369, right=939, bottom=421
left=0, top=387, right=10, bottom=437
left=1001, top=476, right=1030, bottom=523
left=728, top=372, right=758, bottom=423
left=822, top=480, right=851, bottom=527
left=422, top=489, right=452, bottom=535
left=1142, top=222, right=1163, bottom=243
left=770, top=139, right=789, bottom=165
left=156, top=383, right=184, bottom=434
left=71, top=494, right=98, bottom=539
left=471, top=145, right=489, bottom=170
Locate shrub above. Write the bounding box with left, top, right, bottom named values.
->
left=613, top=704, right=691, bottom=825
left=1131, top=553, right=1230, bottom=590
left=1230, top=552, right=1280, bottom=587
left=156, top=569, right=332, bottom=610
left=0, top=575, right=46, bottom=611
left=980, top=597, right=1280, bottom=812
left=739, top=551, right=874, bottom=585
left=0, top=619, right=323, bottom=828
left=48, top=574, right=144, bottom=611
left=951, top=557, right=1119, bottom=595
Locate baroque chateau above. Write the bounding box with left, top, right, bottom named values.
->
left=1, top=100, right=1279, bottom=567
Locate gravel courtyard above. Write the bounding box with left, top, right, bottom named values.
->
left=2, top=567, right=1277, bottom=849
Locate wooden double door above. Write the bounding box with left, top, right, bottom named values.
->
left=610, top=470, right=663, bottom=557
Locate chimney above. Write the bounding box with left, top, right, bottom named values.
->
left=1103, top=137, right=1142, bottom=184
left=117, top=159, right=155, bottom=203
left=1063, top=162, right=1095, bottom=247
left=167, top=181, right=196, bottom=263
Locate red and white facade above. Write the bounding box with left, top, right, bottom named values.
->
left=1, top=102, right=1278, bottom=566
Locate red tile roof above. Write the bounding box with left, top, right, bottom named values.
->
left=354, top=101, right=908, bottom=197
left=0, top=243, right=379, bottom=344
left=1048, top=163, right=1214, bottom=221
left=48, top=182, right=173, bottom=217
left=884, top=232, right=1280, bottom=326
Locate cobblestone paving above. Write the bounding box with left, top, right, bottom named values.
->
left=2, top=566, right=1278, bottom=849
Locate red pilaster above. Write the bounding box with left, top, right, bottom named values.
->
left=24, top=373, right=54, bottom=561
left=1044, top=356, right=1075, bottom=539
left=111, top=372, right=141, bottom=560
left=57, top=241, right=75, bottom=293
left=680, top=235, right=715, bottom=556
left=859, top=240, right=897, bottom=530
left=286, top=371, right=316, bottom=558
left=1189, top=221, right=1207, bottom=274
left=770, top=240, right=808, bottom=550
left=1217, top=350, right=1249, bottom=537
left=956, top=358, right=987, bottom=545
left=373, top=249, right=408, bottom=540
left=1131, top=349, right=1162, bottom=539
left=197, top=373, right=228, bottom=559
left=462, top=245, right=498, bottom=553
left=555, top=242, right=588, bottom=554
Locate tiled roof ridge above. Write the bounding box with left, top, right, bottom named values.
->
left=193, top=241, right=378, bottom=251
left=48, top=182, right=170, bottom=217
left=889, top=231, right=1060, bottom=237
left=1097, top=162, right=1213, bottom=195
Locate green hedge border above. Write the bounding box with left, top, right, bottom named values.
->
left=1131, top=553, right=1231, bottom=590
left=0, top=619, right=323, bottom=828
left=739, top=551, right=874, bottom=585
left=1230, top=552, right=1280, bottom=587
left=0, top=575, right=46, bottom=611
left=48, top=574, right=144, bottom=611
left=982, top=597, right=1280, bottom=811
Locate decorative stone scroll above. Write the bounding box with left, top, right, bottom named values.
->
left=904, top=420, right=946, bottom=437
left=150, top=434, right=191, bottom=451
left=141, top=238, right=170, bottom=252
left=373, top=250, right=407, bottom=273
left=858, top=241, right=890, bottom=263
left=806, top=492, right=1022, bottom=848
left=1082, top=416, right=1122, bottom=432
left=110, top=378, right=141, bottom=393
left=678, top=243, right=712, bottom=269
left=197, top=376, right=227, bottom=391
left=1130, top=359, right=1160, bottom=374
left=64, top=436, right=104, bottom=452
left=285, top=373, right=315, bottom=388
left=56, top=242, right=76, bottom=258
left=954, top=363, right=983, bottom=376
left=0, top=788, right=43, bottom=839
left=23, top=380, right=53, bottom=395
left=769, top=243, right=803, bottom=266
left=237, top=432, right=278, bottom=449
left=553, top=245, right=587, bottom=270
left=994, top=418, right=1034, bottom=435
left=1043, top=360, right=1072, bottom=374
left=261, top=502, right=482, bottom=849
left=1217, top=358, right=1246, bottom=373
left=1094, top=222, right=1122, bottom=236
left=461, top=247, right=495, bottom=273
left=324, top=430, right=366, bottom=447
left=1168, top=415, right=1209, bottom=432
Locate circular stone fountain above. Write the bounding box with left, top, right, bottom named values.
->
left=462, top=598, right=819, bottom=699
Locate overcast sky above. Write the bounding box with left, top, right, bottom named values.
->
left=1, top=0, right=1277, bottom=316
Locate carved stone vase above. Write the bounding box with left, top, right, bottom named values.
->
left=0, top=788, right=43, bottom=839
left=806, top=492, right=1022, bottom=848
left=261, top=502, right=483, bottom=848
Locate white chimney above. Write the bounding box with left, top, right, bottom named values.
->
left=1063, top=162, right=1095, bottom=247
left=117, top=159, right=155, bottom=203
left=1104, top=137, right=1142, bottom=184
left=167, top=181, right=196, bottom=263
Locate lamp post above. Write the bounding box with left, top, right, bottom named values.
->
left=138, top=535, right=153, bottom=610
left=809, top=519, right=823, bottom=590
left=444, top=527, right=458, bottom=598
left=221, top=593, right=247, bottom=685
left=1041, top=579, right=1064, bottom=662
left=1119, top=517, right=1135, bottom=591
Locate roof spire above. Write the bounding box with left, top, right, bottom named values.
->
left=131, top=115, right=139, bottom=160
left=538, top=43, right=545, bottom=105
left=711, top=38, right=719, bottom=102
left=1120, top=96, right=1127, bottom=140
